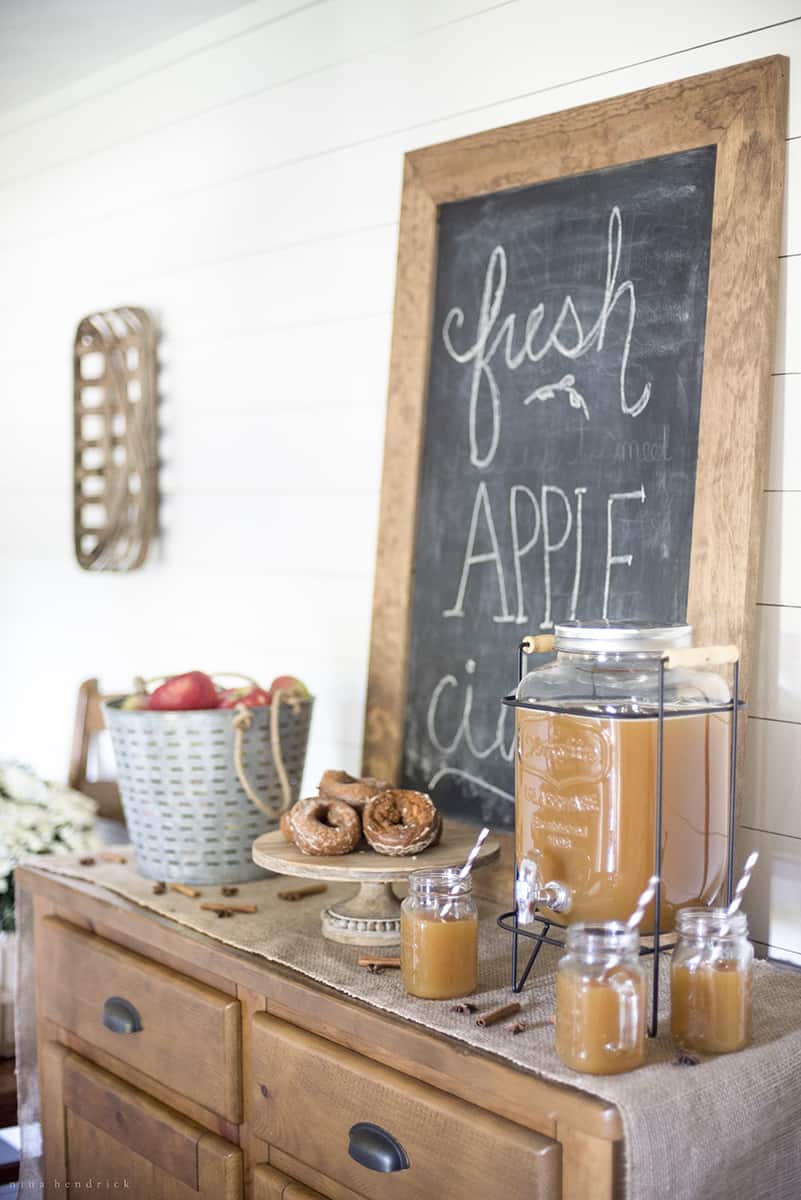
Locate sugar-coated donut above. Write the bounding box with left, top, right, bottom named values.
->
left=362, top=789, right=440, bottom=856
left=289, top=796, right=362, bottom=856
left=318, top=769, right=392, bottom=810
left=279, top=810, right=295, bottom=843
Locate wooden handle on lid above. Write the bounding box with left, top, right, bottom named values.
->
left=520, top=634, right=556, bottom=655
left=663, top=644, right=739, bottom=669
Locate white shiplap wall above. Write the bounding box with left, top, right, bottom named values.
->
left=1, top=0, right=799, bottom=960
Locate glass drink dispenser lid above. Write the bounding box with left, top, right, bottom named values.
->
left=514, top=620, right=731, bottom=714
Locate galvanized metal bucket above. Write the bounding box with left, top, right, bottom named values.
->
left=104, top=693, right=313, bottom=884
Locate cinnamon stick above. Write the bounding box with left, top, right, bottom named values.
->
left=277, top=884, right=328, bottom=901
left=98, top=851, right=128, bottom=864
left=476, top=1002, right=521, bottom=1028
left=200, top=903, right=258, bottom=914
left=358, top=956, right=401, bottom=971
left=169, top=883, right=201, bottom=898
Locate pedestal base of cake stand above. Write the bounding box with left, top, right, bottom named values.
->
left=321, top=881, right=402, bottom=946
left=252, top=824, right=500, bottom=947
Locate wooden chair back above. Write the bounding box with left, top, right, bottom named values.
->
left=68, top=679, right=124, bottom=820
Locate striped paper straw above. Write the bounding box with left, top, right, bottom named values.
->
left=441, top=827, right=490, bottom=917
left=626, top=875, right=661, bottom=932
left=726, top=851, right=759, bottom=917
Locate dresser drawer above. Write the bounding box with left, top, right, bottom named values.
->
left=254, top=1163, right=331, bottom=1200
left=250, top=1014, right=560, bottom=1200
left=41, top=1042, right=242, bottom=1199
left=37, top=916, right=241, bottom=1122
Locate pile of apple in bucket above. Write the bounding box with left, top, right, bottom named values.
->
left=104, top=670, right=313, bottom=884
left=120, top=670, right=309, bottom=711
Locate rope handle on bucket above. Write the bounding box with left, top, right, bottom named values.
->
left=232, top=689, right=304, bottom=817
left=131, top=673, right=304, bottom=816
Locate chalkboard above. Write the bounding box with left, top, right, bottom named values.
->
left=364, top=60, right=785, bottom=833
left=398, top=147, right=716, bottom=829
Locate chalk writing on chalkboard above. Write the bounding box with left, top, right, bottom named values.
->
left=401, top=146, right=717, bottom=829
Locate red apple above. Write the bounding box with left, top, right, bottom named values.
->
left=121, top=692, right=149, bottom=711
left=219, top=686, right=272, bottom=709
left=148, top=671, right=219, bottom=711
left=270, top=675, right=309, bottom=699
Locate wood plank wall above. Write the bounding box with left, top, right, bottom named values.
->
left=0, top=0, right=799, bottom=961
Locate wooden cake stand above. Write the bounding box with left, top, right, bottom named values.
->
left=252, top=823, right=500, bottom=946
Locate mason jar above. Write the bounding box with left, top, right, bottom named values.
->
left=556, top=921, right=647, bottom=1074
left=671, top=907, right=753, bottom=1054
left=510, top=621, right=732, bottom=932
left=400, top=868, right=478, bottom=1000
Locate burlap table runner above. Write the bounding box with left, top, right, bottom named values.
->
left=21, top=849, right=801, bottom=1200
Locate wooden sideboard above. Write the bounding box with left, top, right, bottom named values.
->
left=19, top=866, right=623, bottom=1199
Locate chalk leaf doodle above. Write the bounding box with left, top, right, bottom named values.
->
left=442, top=205, right=652, bottom=468
left=524, top=373, right=589, bottom=420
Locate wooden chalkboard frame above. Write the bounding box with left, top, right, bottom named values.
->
left=363, top=56, right=787, bottom=785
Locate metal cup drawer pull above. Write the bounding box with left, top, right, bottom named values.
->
left=102, top=996, right=142, bottom=1034
left=348, top=1122, right=409, bottom=1173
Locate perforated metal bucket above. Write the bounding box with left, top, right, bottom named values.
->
left=104, top=697, right=313, bottom=884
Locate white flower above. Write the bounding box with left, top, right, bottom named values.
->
left=0, top=762, right=98, bottom=895
left=0, top=763, right=47, bottom=805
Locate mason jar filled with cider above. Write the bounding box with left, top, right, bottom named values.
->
left=556, top=921, right=647, bottom=1074
left=400, top=868, right=478, bottom=1000
left=671, top=907, right=753, bottom=1054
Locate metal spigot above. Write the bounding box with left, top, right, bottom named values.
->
left=515, top=857, right=571, bottom=922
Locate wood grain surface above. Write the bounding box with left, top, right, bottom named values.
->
left=23, top=865, right=626, bottom=1197
left=250, top=1012, right=560, bottom=1200
left=252, top=822, right=499, bottom=881
left=253, top=1163, right=330, bottom=1200
left=40, top=1042, right=242, bottom=1200
left=36, top=914, right=242, bottom=1123
left=21, top=864, right=621, bottom=1143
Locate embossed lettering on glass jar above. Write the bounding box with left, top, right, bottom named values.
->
left=671, top=907, right=753, bottom=1054
left=513, top=621, right=731, bottom=932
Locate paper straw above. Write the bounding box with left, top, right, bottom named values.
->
left=626, top=875, right=660, bottom=932
left=441, top=826, right=490, bottom=917
left=726, top=851, right=759, bottom=917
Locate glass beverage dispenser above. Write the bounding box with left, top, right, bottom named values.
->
left=511, top=621, right=733, bottom=934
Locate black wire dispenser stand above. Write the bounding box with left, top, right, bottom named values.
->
left=497, top=641, right=743, bottom=1038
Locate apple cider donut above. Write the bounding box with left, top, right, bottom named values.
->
left=318, top=769, right=391, bottom=810
left=362, top=789, right=439, bottom=856
left=279, top=810, right=295, bottom=843
left=289, top=797, right=362, bottom=856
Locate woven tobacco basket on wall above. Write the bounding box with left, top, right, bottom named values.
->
left=73, top=307, right=158, bottom=571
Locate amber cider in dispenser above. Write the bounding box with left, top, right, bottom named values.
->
left=511, top=622, right=733, bottom=932
left=400, top=868, right=478, bottom=1000
left=556, top=922, right=647, bottom=1075
left=671, top=908, right=753, bottom=1054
